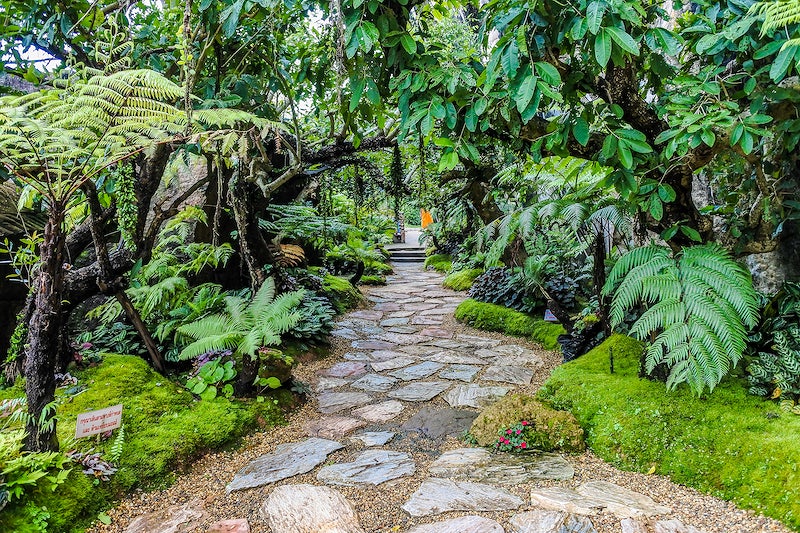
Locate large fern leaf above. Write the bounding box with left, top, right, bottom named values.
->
left=604, top=244, right=759, bottom=394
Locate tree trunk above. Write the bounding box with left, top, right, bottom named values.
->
left=591, top=228, right=611, bottom=336
left=24, top=207, right=66, bottom=452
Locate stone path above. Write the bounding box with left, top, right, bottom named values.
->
left=107, top=264, right=791, bottom=533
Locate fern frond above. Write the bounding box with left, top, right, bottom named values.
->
left=177, top=332, right=243, bottom=360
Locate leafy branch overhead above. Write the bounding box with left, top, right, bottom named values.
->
left=603, top=244, right=759, bottom=394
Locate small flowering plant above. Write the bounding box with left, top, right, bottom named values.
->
left=495, top=420, right=531, bottom=452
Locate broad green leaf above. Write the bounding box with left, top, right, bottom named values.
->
left=515, top=74, right=538, bottom=112
left=770, top=45, right=797, bottom=82
left=400, top=34, right=417, bottom=55
left=534, top=62, right=561, bottom=85
left=606, top=27, right=639, bottom=55
left=680, top=226, right=702, bottom=242
left=650, top=198, right=663, bottom=220
left=586, top=2, right=606, bottom=34
left=220, top=0, right=245, bottom=38
left=573, top=117, right=590, bottom=146
left=658, top=184, right=677, bottom=202
left=731, top=123, right=744, bottom=145
left=349, top=78, right=365, bottom=112
left=617, top=141, right=633, bottom=168
left=601, top=133, right=617, bottom=161
left=695, top=33, right=722, bottom=55
left=502, top=40, right=520, bottom=78
left=595, top=30, right=611, bottom=67
left=700, top=128, right=715, bottom=147
left=740, top=130, right=754, bottom=154
left=465, top=106, right=478, bottom=132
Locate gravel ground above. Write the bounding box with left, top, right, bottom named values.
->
left=85, top=268, right=793, bottom=533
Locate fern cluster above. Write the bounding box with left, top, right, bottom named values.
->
left=604, top=244, right=759, bottom=394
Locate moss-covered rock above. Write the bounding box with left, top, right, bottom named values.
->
left=470, top=394, right=585, bottom=452
left=443, top=268, right=483, bottom=291
left=359, top=274, right=387, bottom=285
left=423, top=254, right=452, bottom=273
left=454, top=299, right=565, bottom=350
left=539, top=334, right=800, bottom=530
left=321, top=274, right=363, bottom=313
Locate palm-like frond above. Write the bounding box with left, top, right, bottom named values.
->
left=604, top=244, right=759, bottom=394
left=751, top=0, right=800, bottom=33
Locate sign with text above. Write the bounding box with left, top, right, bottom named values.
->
left=75, top=404, right=122, bottom=438
left=543, top=309, right=559, bottom=322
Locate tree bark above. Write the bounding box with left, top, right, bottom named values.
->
left=24, top=206, right=66, bottom=452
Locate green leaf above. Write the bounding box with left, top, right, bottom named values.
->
left=680, top=226, right=702, bottom=242
left=586, top=2, right=606, bottom=35
left=515, top=74, right=538, bottom=112
left=98, top=513, right=112, bottom=525
left=740, top=131, right=754, bottom=154
left=502, top=40, right=520, bottom=78
left=617, top=141, right=633, bottom=168
left=606, top=27, right=640, bottom=55
left=595, top=29, right=612, bottom=67
left=349, top=78, right=365, bottom=112
left=534, top=62, right=561, bottom=85
left=438, top=150, right=460, bottom=171
left=700, top=128, right=716, bottom=147
left=649, top=198, right=663, bottom=220
left=770, top=45, right=797, bottom=82
left=191, top=381, right=208, bottom=394
left=660, top=225, right=679, bottom=241
left=654, top=129, right=679, bottom=144
left=731, top=123, right=744, bottom=145
left=465, top=106, right=478, bottom=132
left=400, top=34, right=417, bottom=55
left=200, top=385, right=217, bottom=400
left=658, top=184, right=676, bottom=202
left=601, top=134, right=617, bottom=161
left=220, top=0, right=245, bottom=38
left=573, top=117, right=590, bottom=146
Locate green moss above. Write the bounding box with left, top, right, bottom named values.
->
left=0, top=355, right=286, bottom=533
left=538, top=334, right=800, bottom=531
left=359, top=274, right=386, bottom=285
left=470, top=394, right=585, bottom=452
left=423, top=254, right=452, bottom=273
left=321, top=274, right=363, bottom=313
left=443, top=268, right=483, bottom=291
left=364, top=260, right=393, bottom=275
left=454, top=299, right=565, bottom=350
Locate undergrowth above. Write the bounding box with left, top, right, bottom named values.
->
left=454, top=298, right=564, bottom=350
left=424, top=254, right=452, bottom=273
left=443, top=268, right=483, bottom=291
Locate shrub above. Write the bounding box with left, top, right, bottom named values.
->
left=443, top=268, right=483, bottom=291
left=539, top=334, right=800, bottom=530
left=424, top=253, right=452, bottom=273
left=470, top=394, right=585, bottom=452
left=468, top=267, right=539, bottom=313
left=287, top=293, right=337, bottom=344
left=454, top=299, right=565, bottom=350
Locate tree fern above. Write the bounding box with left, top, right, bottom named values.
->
left=603, top=244, right=759, bottom=394
left=177, top=278, right=304, bottom=361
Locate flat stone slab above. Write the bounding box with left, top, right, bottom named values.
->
left=481, top=364, right=535, bottom=385
left=348, top=310, right=384, bottom=321
left=411, top=316, right=443, bottom=325
left=428, top=448, right=574, bottom=483
left=320, top=362, right=368, bottom=379
left=443, top=384, right=509, bottom=408
left=418, top=327, right=453, bottom=338
left=406, top=516, right=504, bottom=533
left=477, top=345, right=544, bottom=366
left=510, top=510, right=597, bottom=533
left=352, top=400, right=406, bottom=423
left=227, top=438, right=343, bottom=493
left=530, top=481, right=671, bottom=518
left=371, top=356, right=417, bottom=372
left=400, top=407, right=478, bottom=439
left=317, top=450, right=415, bottom=486
left=387, top=310, right=415, bottom=318
left=387, top=326, right=419, bottom=334
left=317, top=392, right=373, bottom=414
left=389, top=381, right=450, bottom=402
left=350, top=431, right=395, bottom=446
left=261, top=484, right=364, bottom=533
left=424, top=351, right=486, bottom=365
left=439, top=364, right=481, bottom=382
left=381, top=317, right=409, bottom=326
left=620, top=518, right=705, bottom=533
left=124, top=499, right=206, bottom=533
left=402, top=478, right=524, bottom=517
left=315, top=377, right=349, bottom=392
left=389, top=361, right=444, bottom=381
left=343, top=352, right=371, bottom=361
left=350, top=373, right=398, bottom=392
left=305, top=417, right=366, bottom=438
left=352, top=339, right=397, bottom=350
left=370, top=349, right=411, bottom=361
left=457, top=334, right=503, bottom=348
left=208, top=519, right=250, bottom=533
left=331, top=328, right=359, bottom=340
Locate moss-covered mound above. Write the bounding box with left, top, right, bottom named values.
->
left=0, top=355, right=286, bottom=533
left=321, top=274, right=363, bottom=312
left=538, top=334, right=800, bottom=530
left=359, top=274, right=387, bottom=285
left=470, top=394, right=585, bottom=452
left=443, top=268, right=483, bottom=291
left=454, top=298, right=565, bottom=350
left=423, top=253, right=452, bottom=273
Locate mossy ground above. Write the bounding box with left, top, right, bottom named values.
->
left=321, top=274, right=363, bottom=312
left=423, top=254, right=452, bottom=273
left=359, top=274, right=387, bottom=285
left=0, top=355, right=287, bottom=533
left=442, top=268, right=483, bottom=291
left=538, top=334, right=800, bottom=531
left=454, top=298, right=565, bottom=350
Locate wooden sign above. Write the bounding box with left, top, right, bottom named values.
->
left=75, top=404, right=122, bottom=438
left=543, top=309, right=559, bottom=322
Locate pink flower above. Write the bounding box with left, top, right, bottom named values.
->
left=520, top=442, right=527, bottom=449
left=521, top=421, right=529, bottom=426
left=516, top=429, right=521, bottom=434
left=506, top=429, right=512, bottom=434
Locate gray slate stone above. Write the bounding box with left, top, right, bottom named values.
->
left=350, top=431, right=395, bottom=446
left=509, top=510, right=597, bottom=533
left=428, top=448, right=574, bottom=483
left=380, top=317, right=409, bottom=326
left=424, top=351, right=486, bottom=365
left=370, top=356, right=417, bottom=372
left=350, top=373, right=398, bottom=392
left=124, top=499, right=205, bottom=533
left=438, top=364, right=481, bottom=382
left=389, top=361, right=444, bottom=381
left=317, top=450, right=415, bottom=486
left=352, top=339, right=396, bottom=350
left=351, top=400, right=406, bottom=422
left=443, top=384, right=509, bottom=408
left=481, top=365, right=535, bottom=385
left=402, top=478, right=524, bottom=517
left=389, top=381, right=451, bottom=402
left=331, top=328, right=359, bottom=340
left=320, top=362, right=368, bottom=379
left=226, top=438, right=343, bottom=493
left=406, top=516, right=504, bottom=533
left=400, top=407, right=478, bottom=439
left=305, top=417, right=366, bottom=438
left=317, top=391, right=373, bottom=414
left=261, top=484, right=364, bottom=533
left=530, top=482, right=671, bottom=518
left=315, top=377, right=349, bottom=392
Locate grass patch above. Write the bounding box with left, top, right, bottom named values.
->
left=538, top=334, right=800, bottom=531
left=424, top=254, right=452, bottom=273
left=321, top=274, right=363, bottom=313
left=0, top=355, right=286, bottom=533
left=454, top=298, right=565, bottom=350
left=443, top=268, right=483, bottom=291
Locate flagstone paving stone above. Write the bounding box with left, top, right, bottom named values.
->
left=261, top=484, right=364, bottom=533
left=438, top=364, right=482, bottom=382
left=428, top=448, right=574, bottom=483
left=349, top=373, right=398, bottom=392
left=510, top=510, right=597, bottom=533
left=351, top=400, right=406, bottom=423
left=388, top=361, right=444, bottom=381
left=389, top=380, right=451, bottom=401
left=316, top=450, right=415, bottom=486
left=443, top=383, right=510, bottom=408
left=402, top=478, right=524, bottom=516
left=350, top=431, right=396, bottom=446
left=481, top=364, right=535, bottom=385
left=405, top=515, right=504, bottom=533
left=304, top=417, right=366, bottom=438
left=317, top=392, right=373, bottom=414
left=400, top=407, right=478, bottom=439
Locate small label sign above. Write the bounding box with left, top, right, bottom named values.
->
left=543, top=309, right=559, bottom=322
left=75, top=404, right=122, bottom=438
